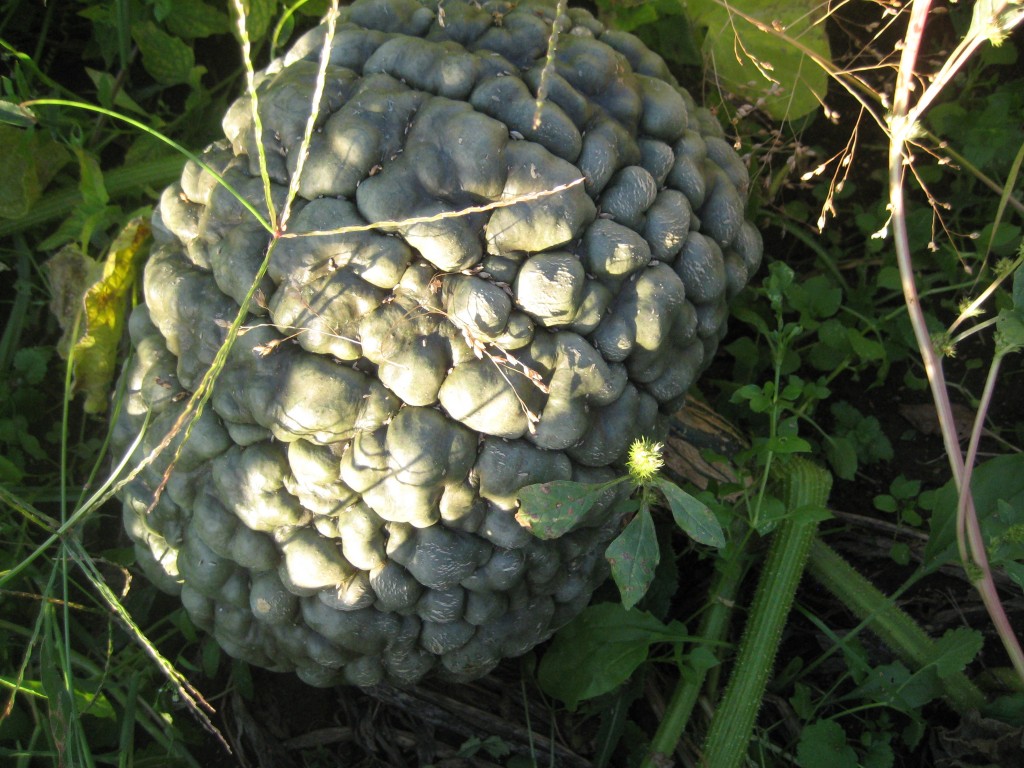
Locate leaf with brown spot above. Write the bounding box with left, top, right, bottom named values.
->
left=516, top=479, right=624, bottom=539
left=606, top=501, right=659, bottom=610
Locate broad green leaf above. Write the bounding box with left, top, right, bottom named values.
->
left=995, top=262, right=1024, bottom=354
left=640, top=523, right=681, bottom=619
left=163, top=0, right=232, bottom=38
left=1004, top=560, right=1024, bottom=591
left=789, top=683, right=815, bottom=719
left=75, top=218, right=150, bottom=411
left=874, top=494, right=898, bottom=514
left=931, top=627, right=983, bottom=679
left=654, top=478, right=725, bottom=547
left=851, top=662, right=943, bottom=711
left=831, top=401, right=894, bottom=466
left=231, top=659, right=255, bottom=701
left=848, top=327, right=887, bottom=362
left=788, top=502, right=833, bottom=526
left=689, top=0, right=831, bottom=121
left=1013, top=261, right=1024, bottom=309
left=925, top=453, right=1024, bottom=570
left=825, top=435, right=858, bottom=481
left=76, top=148, right=109, bottom=209
left=13, top=347, right=50, bottom=385
left=732, top=382, right=773, bottom=413
left=131, top=21, right=196, bottom=85
left=606, top=503, right=660, bottom=609
left=516, top=479, right=623, bottom=539
left=0, top=454, right=24, bottom=484
left=891, top=475, right=922, bottom=500
left=996, top=306, right=1024, bottom=355
left=0, top=676, right=116, bottom=720
left=201, top=637, right=222, bottom=678
left=39, top=149, right=118, bottom=251
left=890, top=540, right=911, bottom=565
left=751, top=493, right=787, bottom=535
left=682, top=645, right=719, bottom=677
left=631, top=1, right=702, bottom=67
left=780, top=377, right=807, bottom=403
left=537, top=603, right=688, bottom=709
left=814, top=317, right=850, bottom=354
left=862, top=734, right=896, bottom=768
left=762, top=434, right=812, bottom=454
left=0, top=125, right=69, bottom=219
left=788, top=274, right=842, bottom=323
left=16, top=421, right=47, bottom=462
left=594, top=0, right=660, bottom=31
left=236, top=0, right=280, bottom=42
left=979, top=222, right=1022, bottom=257
left=796, top=720, right=858, bottom=768
left=153, top=0, right=174, bottom=21
left=730, top=305, right=772, bottom=337
left=86, top=68, right=148, bottom=115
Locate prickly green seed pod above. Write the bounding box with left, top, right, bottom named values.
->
left=113, top=0, right=762, bottom=687
left=627, top=438, right=666, bottom=484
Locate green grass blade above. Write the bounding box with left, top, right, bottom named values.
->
left=0, top=413, right=148, bottom=588
left=0, top=245, right=32, bottom=374
left=230, top=0, right=278, bottom=231
left=117, top=673, right=140, bottom=768
left=65, top=544, right=226, bottom=745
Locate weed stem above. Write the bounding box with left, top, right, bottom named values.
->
left=806, top=538, right=986, bottom=712
left=700, top=459, right=832, bottom=768
left=889, top=0, right=1024, bottom=685
left=640, top=520, right=751, bottom=768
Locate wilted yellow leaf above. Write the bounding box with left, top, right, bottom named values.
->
left=46, top=219, right=151, bottom=413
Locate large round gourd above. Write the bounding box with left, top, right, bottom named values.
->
left=113, top=0, right=763, bottom=687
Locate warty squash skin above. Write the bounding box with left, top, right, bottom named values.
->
left=113, top=0, right=762, bottom=686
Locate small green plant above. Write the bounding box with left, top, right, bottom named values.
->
left=517, top=437, right=725, bottom=610
left=873, top=474, right=926, bottom=564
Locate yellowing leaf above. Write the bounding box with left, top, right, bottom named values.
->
left=74, top=218, right=150, bottom=412
left=689, top=0, right=831, bottom=121
left=45, top=245, right=98, bottom=357
left=46, top=220, right=150, bottom=413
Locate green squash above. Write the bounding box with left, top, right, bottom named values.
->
left=114, top=0, right=762, bottom=686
